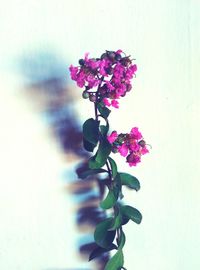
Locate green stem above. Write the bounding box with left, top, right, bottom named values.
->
left=105, top=161, right=112, bottom=187
left=106, top=159, right=122, bottom=248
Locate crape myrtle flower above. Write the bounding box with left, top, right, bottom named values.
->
left=69, top=50, right=137, bottom=108
left=107, top=127, right=149, bottom=166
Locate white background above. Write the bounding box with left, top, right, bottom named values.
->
left=0, top=0, right=200, bottom=269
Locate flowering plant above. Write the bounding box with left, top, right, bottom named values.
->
left=69, top=50, right=149, bottom=269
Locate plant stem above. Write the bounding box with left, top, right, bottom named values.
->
left=105, top=161, right=112, bottom=187
left=94, top=75, right=104, bottom=121
left=105, top=159, right=122, bottom=248
left=94, top=102, right=98, bottom=121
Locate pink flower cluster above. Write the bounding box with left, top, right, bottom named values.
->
left=107, top=127, right=149, bottom=166
left=69, top=50, right=137, bottom=108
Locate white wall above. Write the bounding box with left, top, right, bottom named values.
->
left=0, top=0, right=199, bottom=269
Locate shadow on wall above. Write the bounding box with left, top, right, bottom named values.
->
left=20, top=49, right=109, bottom=270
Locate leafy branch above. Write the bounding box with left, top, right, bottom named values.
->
left=69, top=50, right=149, bottom=269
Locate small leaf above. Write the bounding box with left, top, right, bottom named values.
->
left=121, top=205, right=142, bottom=224
left=100, top=125, right=109, bottom=136
left=95, top=138, right=112, bottom=166
left=88, top=155, right=102, bottom=169
left=119, top=173, right=140, bottom=191
left=121, top=215, right=129, bottom=225
left=113, top=173, right=122, bottom=197
left=89, top=138, right=111, bottom=169
left=108, top=157, right=118, bottom=178
left=100, top=189, right=118, bottom=209
left=83, top=118, right=99, bottom=144
left=114, top=173, right=122, bottom=189
left=97, top=102, right=111, bottom=119
left=83, top=138, right=96, bottom=152
left=94, top=218, right=116, bottom=248
left=105, top=250, right=124, bottom=270
left=77, top=168, right=107, bottom=179
left=109, top=212, right=122, bottom=231
left=118, top=230, right=126, bottom=249
left=89, top=243, right=117, bottom=261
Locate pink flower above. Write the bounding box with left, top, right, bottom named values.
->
left=126, top=153, right=141, bottom=166
left=129, top=140, right=140, bottom=152
left=111, top=100, right=119, bottom=108
left=69, top=65, right=79, bottom=80
left=84, top=52, right=89, bottom=61
left=116, top=49, right=123, bottom=54
left=86, top=74, right=99, bottom=88
left=113, top=63, right=124, bottom=78
left=88, top=59, right=100, bottom=69
left=103, top=98, right=111, bottom=107
left=141, top=147, right=149, bottom=155
left=106, top=81, right=115, bottom=91
left=118, top=143, right=129, bottom=157
left=107, top=131, right=118, bottom=144
left=130, top=127, right=142, bottom=140
left=69, top=50, right=138, bottom=108
left=107, top=126, right=149, bottom=167
left=116, top=85, right=126, bottom=96
left=130, top=64, right=137, bottom=73
left=76, top=71, right=85, bottom=88
left=99, top=59, right=109, bottom=76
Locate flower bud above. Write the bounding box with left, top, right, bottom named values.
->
left=82, top=90, right=89, bottom=99
left=107, top=51, right=116, bottom=60
left=120, top=57, right=131, bottom=67
left=138, top=140, right=146, bottom=147
left=89, top=94, right=97, bottom=102
left=105, top=67, right=113, bottom=75
left=99, top=86, right=107, bottom=95
left=79, top=59, right=85, bottom=66
left=126, top=152, right=138, bottom=163
left=111, top=146, right=118, bottom=153
left=121, top=92, right=126, bottom=97
left=117, top=133, right=126, bottom=143
left=126, top=84, right=132, bottom=92
left=107, top=92, right=116, bottom=99
left=100, top=53, right=107, bottom=59
left=115, top=53, right=122, bottom=61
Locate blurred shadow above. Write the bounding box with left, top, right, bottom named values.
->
left=20, top=49, right=109, bottom=270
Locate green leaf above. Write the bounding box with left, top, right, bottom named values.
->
left=97, top=102, right=111, bottom=119
left=114, top=173, right=122, bottom=189
left=77, top=168, right=107, bottom=179
left=121, top=205, right=142, bottom=224
left=105, top=250, right=124, bottom=270
left=83, top=118, right=99, bottom=145
left=109, top=212, right=122, bottom=231
left=100, top=189, right=118, bottom=209
left=83, top=138, right=96, bottom=152
left=88, top=155, right=102, bottom=169
left=119, top=173, right=140, bottom=191
left=89, top=243, right=117, bottom=261
left=94, top=218, right=116, bottom=248
left=118, top=230, right=126, bottom=249
left=95, top=138, right=112, bottom=166
left=113, top=173, right=123, bottom=199
left=89, top=138, right=111, bottom=169
left=108, top=157, right=118, bottom=178
left=100, top=124, right=109, bottom=136
left=121, top=215, right=129, bottom=225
